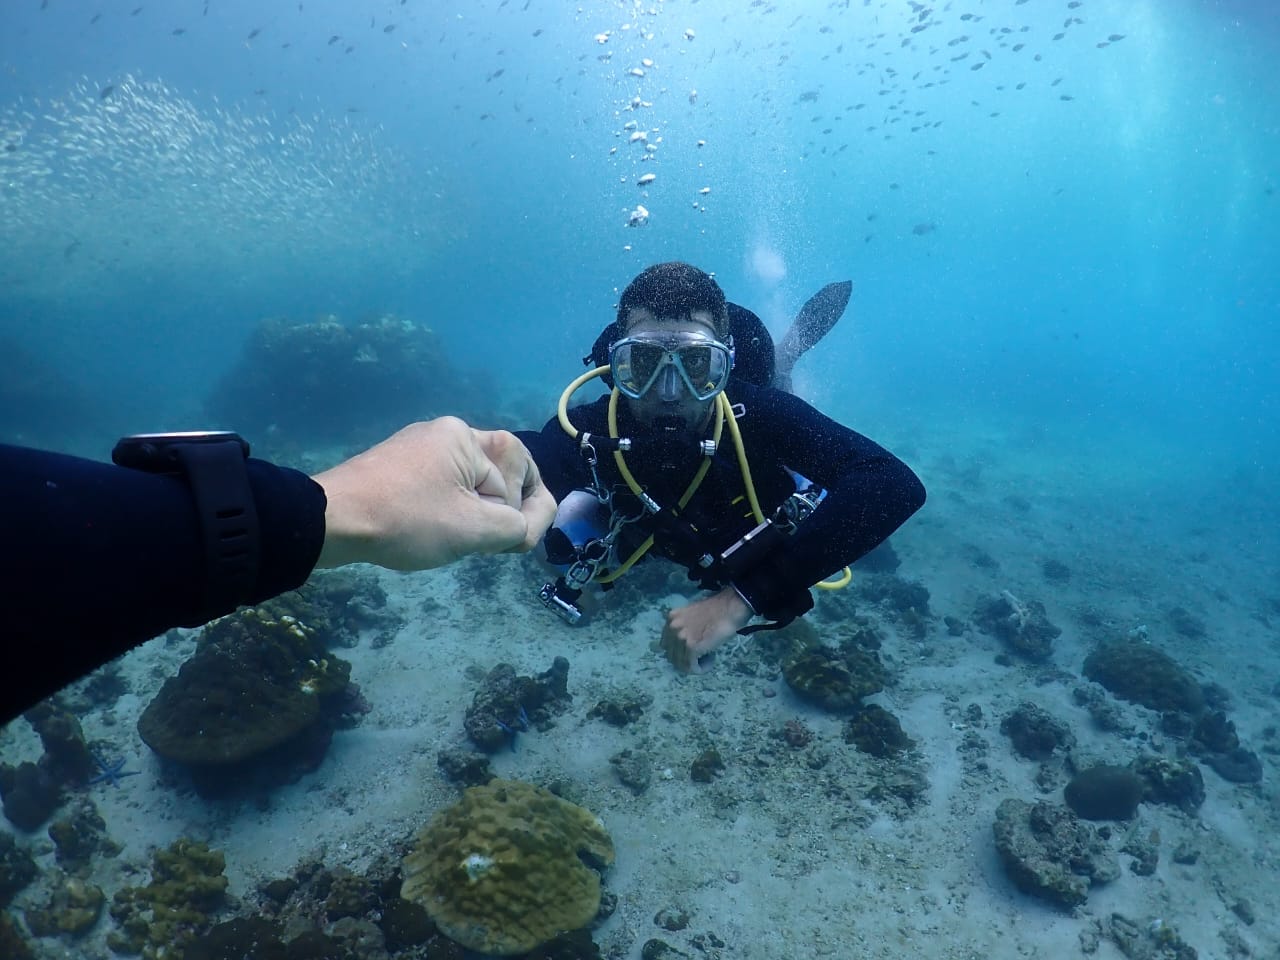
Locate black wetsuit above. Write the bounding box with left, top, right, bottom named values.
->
left=517, top=380, right=926, bottom=622
left=1, top=444, right=326, bottom=725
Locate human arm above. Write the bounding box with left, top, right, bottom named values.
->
left=660, top=586, right=754, bottom=673
left=1, top=419, right=555, bottom=724
left=726, top=385, right=927, bottom=622
left=314, top=418, right=555, bottom=570
left=512, top=400, right=606, bottom=504
left=1, top=441, right=326, bottom=723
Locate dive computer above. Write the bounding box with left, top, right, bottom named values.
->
left=111, top=431, right=260, bottom=615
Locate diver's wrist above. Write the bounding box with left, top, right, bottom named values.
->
left=727, top=585, right=756, bottom=620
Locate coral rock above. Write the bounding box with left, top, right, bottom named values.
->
left=1000, top=702, right=1076, bottom=761
left=24, top=874, right=105, bottom=937
left=1082, top=640, right=1204, bottom=714
left=401, top=780, right=613, bottom=956
left=0, top=830, right=38, bottom=906
left=1063, top=765, right=1144, bottom=821
left=138, top=608, right=350, bottom=767
left=106, top=839, right=228, bottom=958
left=1131, top=755, right=1205, bottom=814
left=782, top=645, right=885, bottom=713
left=973, top=590, right=1061, bottom=660
left=992, top=798, right=1117, bottom=909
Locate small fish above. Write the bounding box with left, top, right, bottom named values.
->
left=532, top=28, right=543, bottom=37
left=912, top=222, right=936, bottom=236
left=383, top=23, right=395, bottom=33
left=90, top=13, right=101, bottom=24
left=172, top=27, right=185, bottom=35
left=637, top=172, right=656, bottom=186
left=328, top=34, right=340, bottom=45
left=99, top=84, right=114, bottom=99
left=1108, top=33, right=1125, bottom=41
left=1060, top=94, right=1075, bottom=101
left=247, top=28, right=260, bottom=40
left=131, top=6, right=142, bottom=13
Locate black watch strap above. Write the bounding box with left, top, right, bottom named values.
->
left=112, top=432, right=262, bottom=615
left=171, top=440, right=261, bottom=614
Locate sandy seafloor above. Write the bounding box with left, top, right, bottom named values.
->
left=3, top=415, right=1279, bottom=960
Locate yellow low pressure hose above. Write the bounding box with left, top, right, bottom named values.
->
left=556, top=366, right=849, bottom=590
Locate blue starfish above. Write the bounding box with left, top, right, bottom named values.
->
left=86, top=751, right=140, bottom=788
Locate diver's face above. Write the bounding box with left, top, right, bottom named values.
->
left=619, top=308, right=720, bottom=433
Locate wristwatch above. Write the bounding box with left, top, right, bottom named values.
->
left=112, top=431, right=260, bottom=615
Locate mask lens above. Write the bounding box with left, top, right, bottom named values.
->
left=627, top=342, right=667, bottom=385
left=680, top=344, right=712, bottom=382
left=611, top=341, right=663, bottom=397
left=610, top=335, right=731, bottom=400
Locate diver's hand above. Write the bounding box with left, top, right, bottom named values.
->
left=661, top=587, right=754, bottom=674
left=312, top=417, right=556, bottom=571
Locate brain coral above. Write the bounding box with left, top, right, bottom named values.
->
left=400, top=780, right=614, bottom=956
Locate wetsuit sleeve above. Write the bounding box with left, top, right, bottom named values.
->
left=730, top=389, right=926, bottom=622
left=0, top=443, right=327, bottom=723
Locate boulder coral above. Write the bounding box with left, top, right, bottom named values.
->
left=138, top=607, right=351, bottom=768
left=401, top=780, right=614, bottom=956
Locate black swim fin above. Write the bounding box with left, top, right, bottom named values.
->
left=774, top=280, right=852, bottom=392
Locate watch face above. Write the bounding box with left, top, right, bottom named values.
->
left=119, top=431, right=242, bottom=443
left=112, top=431, right=249, bottom=470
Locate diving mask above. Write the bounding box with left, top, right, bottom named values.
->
left=609, top=332, right=734, bottom=401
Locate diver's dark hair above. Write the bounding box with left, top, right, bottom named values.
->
left=616, top=262, right=730, bottom=339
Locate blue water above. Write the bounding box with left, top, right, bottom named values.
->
left=1, top=0, right=1276, bottom=490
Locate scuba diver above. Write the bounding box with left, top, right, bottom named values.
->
left=516, top=261, right=925, bottom=673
